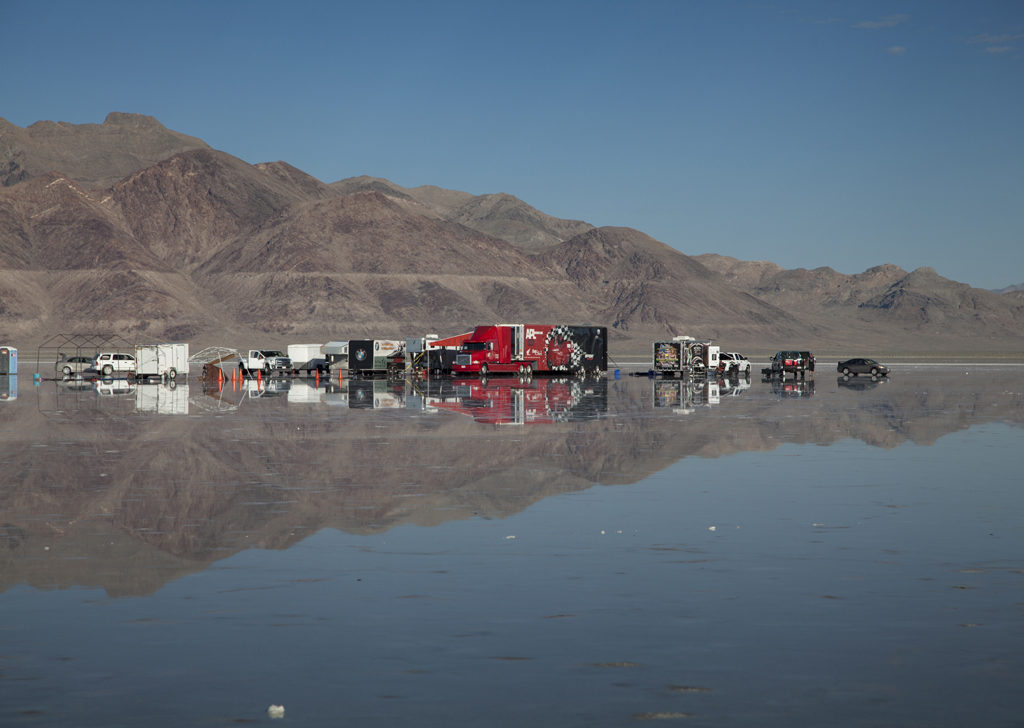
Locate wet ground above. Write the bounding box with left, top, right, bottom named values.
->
left=1, top=365, right=1023, bottom=726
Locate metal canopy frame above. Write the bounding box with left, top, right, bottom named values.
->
left=36, top=333, right=134, bottom=374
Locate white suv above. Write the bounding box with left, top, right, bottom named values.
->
left=94, top=352, right=136, bottom=376
left=719, top=352, right=751, bottom=374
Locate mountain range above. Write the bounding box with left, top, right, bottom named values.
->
left=2, top=112, right=1022, bottom=355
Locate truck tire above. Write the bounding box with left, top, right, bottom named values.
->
left=479, top=364, right=489, bottom=377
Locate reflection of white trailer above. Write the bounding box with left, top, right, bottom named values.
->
left=287, top=379, right=324, bottom=404
left=135, top=343, right=189, bottom=380
left=135, top=382, right=190, bottom=414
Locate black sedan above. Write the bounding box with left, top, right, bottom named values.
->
left=837, top=358, right=889, bottom=377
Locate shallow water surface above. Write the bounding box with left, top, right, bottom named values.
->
left=1, top=366, right=1022, bottom=726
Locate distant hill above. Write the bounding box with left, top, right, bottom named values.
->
left=1, top=113, right=1023, bottom=355
left=994, top=282, right=1024, bottom=294
left=0, top=112, right=208, bottom=189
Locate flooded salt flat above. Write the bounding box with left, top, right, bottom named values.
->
left=1, top=366, right=1023, bottom=727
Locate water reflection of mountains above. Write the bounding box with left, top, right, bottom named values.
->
left=2, top=368, right=1022, bottom=596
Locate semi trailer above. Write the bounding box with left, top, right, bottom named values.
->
left=451, top=324, right=607, bottom=377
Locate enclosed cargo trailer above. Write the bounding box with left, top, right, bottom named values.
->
left=135, top=343, right=188, bottom=380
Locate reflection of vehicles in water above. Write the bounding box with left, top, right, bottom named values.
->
left=770, top=377, right=815, bottom=398
left=430, top=376, right=607, bottom=424
left=653, top=378, right=720, bottom=411
left=135, top=381, right=189, bottom=414
left=653, top=336, right=720, bottom=376
left=322, top=378, right=406, bottom=408
left=94, top=379, right=137, bottom=396
left=244, top=378, right=291, bottom=398
left=837, top=358, right=889, bottom=378
left=837, top=375, right=889, bottom=391
left=718, top=373, right=751, bottom=396
left=452, top=324, right=607, bottom=377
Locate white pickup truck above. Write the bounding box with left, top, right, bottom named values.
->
left=246, top=349, right=291, bottom=373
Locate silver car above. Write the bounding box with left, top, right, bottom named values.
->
left=55, top=355, right=94, bottom=377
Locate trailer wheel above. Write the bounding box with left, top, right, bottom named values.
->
left=168, top=367, right=177, bottom=380
left=479, top=364, right=489, bottom=377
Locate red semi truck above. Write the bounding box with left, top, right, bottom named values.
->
left=451, top=324, right=608, bottom=377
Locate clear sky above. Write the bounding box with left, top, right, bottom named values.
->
left=2, top=0, right=1021, bottom=289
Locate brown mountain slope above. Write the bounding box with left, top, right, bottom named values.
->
left=0, top=173, right=170, bottom=271
left=197, top=190, right=542, bottom=277
left=196, top=191, right=588, bottom=337
left=332, top=176, right=593, bottom=251
left=447, top=192, right=594, bottom=251
left=0, top=112, right=208, bottom=188
left=536, top=227, right=812, bottom=348
left=110, top=148, right=327, bottom=267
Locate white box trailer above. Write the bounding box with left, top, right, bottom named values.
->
left=287, top=343, right=323, bottom=368
left=135, top=343, right=189, bottom=380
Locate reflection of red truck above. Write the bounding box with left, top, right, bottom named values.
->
left=451, top=324, right=607, bottom=376
left=431, top=377, right=605, bottom=425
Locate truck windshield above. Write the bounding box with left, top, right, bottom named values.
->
left=260, top=350, right=284, bottom=357
left=461, top=342, right=490, bottom=352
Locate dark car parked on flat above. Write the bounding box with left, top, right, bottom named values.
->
left=837, top=358, right=889, bottom=377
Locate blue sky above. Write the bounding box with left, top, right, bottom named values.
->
left=2, top=0, right=1021, bottom=289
